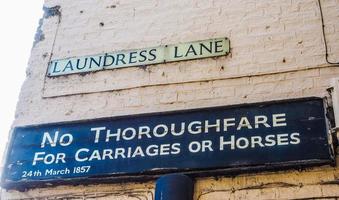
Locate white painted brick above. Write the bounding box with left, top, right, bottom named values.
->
left=36, top=0, right=339, bottom=97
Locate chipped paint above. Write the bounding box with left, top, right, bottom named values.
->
left=33, top=6, right=61, bottom=47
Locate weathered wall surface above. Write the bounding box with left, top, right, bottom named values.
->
left=2, top=182, right=155, bottom=200
left=14, top=0, right=339, bottom=126
left=2, top=0, right=339, bottom=199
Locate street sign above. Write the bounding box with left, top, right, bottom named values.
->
left=48, top=37, right=230, bottom=76
left=1, top=98, right=334, bottom=189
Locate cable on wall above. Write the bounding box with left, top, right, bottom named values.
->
left=318, top=0, right=339, bottom=65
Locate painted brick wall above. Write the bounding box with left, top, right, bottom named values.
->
left=13, top=0, right=339, bottom=126
left=2, top=0, right=339, bottom=199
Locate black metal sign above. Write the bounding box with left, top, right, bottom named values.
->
left=1, top=98, right=334, bottom=189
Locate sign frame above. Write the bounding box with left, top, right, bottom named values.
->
left=1, top=97, right=335, bottom=190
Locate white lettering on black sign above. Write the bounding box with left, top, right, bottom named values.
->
left=1, top=98, right=333, bottom=189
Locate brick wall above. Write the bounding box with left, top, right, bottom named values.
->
left=2, top=0, right=339, bottom=199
